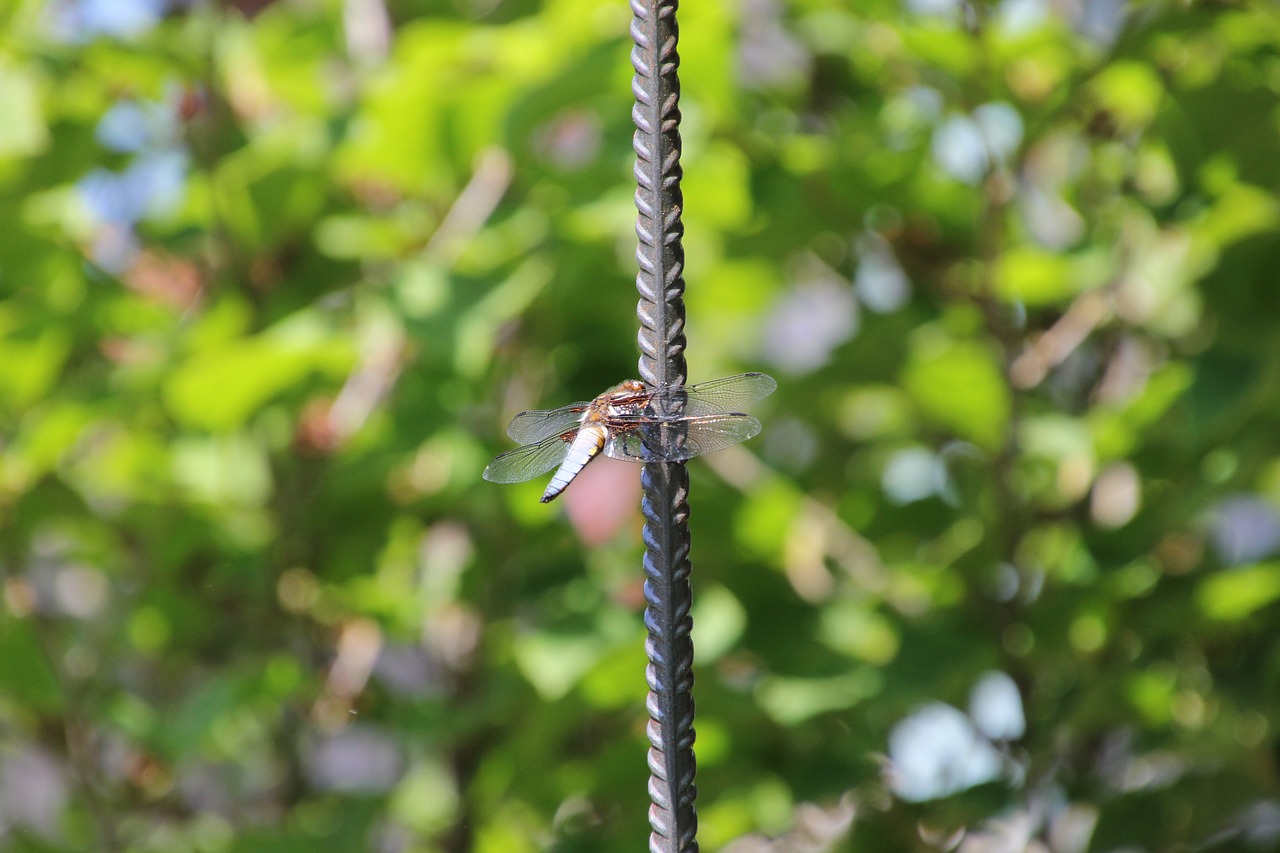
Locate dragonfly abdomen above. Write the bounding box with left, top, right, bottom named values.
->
left=541, top=424, right=607, bottom=503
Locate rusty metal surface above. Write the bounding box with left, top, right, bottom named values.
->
left=631, top=0, right=698, bottom=849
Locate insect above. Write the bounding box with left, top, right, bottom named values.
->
left=483, top=372, right=777, bottom=502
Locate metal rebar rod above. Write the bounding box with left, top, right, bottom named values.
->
left=630, top=0, right=697, bottom=850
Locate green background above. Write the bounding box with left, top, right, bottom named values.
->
left=3, top=0, right=1280, bottom=850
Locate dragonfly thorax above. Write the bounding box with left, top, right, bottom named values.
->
left=603, top=380, right=649, bottom=418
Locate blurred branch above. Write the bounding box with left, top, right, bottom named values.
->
left=313, top=617, right=382, bottom=730
left=324, top=323, right=405, bottom=446
left=344, top=0, right=391, bottom=65
left=721, top=794, right=856, bottom=853
left=424, top=147, right=513, bottom=264
left=1009, top=291, right=1111, bottom=390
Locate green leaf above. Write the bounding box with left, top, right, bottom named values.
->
left=735, top=481, right=803, bottom=562
left=690, top=584, right=747, bottom=662
left=818, top=600, right=900, bottom=664
left=994, top=246, right=1075, bottom=305
left=1090, top=61, right=1163, bottom=130
left=164, top=321, right=352, bottom=430
left=0, top=61, right=49, bottom=158
left=1197, top=562, right=1280, bottom=620
left=0, top=621, right=63, bottom=713
left=0, top=318, right=70, bottom=411
left=1193, top=182, right=1280, bottom=248
left=902, top=328, right=1011, bottom=451
left=755, top=669, right=882, bottom=725
left=1127, top=665, right=1177, bottom=727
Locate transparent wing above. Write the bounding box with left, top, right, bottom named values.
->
left=632, top=372, right=777, bottom=417
left=505, top=403, right=589, bottom=444
left=604, top=414, right=762, bottom=463
left=483, top=435, right=572, bottom=484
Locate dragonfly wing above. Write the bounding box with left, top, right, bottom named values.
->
left=642, top=372, right=777, bottom=416
left=603, top=414, right=762, bottom=463
left=483, top=435, right=572, bottom=484
left=505, top=404, right=588, bottom=444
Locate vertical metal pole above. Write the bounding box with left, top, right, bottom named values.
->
left=631, top=0, right=697, bottom=850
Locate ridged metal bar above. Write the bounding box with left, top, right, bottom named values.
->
left=631, top=0, right=697, bottom=849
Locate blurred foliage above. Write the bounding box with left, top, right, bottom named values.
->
left=3, top=0, right=1280, bottom=851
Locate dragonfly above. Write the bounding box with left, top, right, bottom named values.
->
left=483, top=372, right=777, bottom=503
